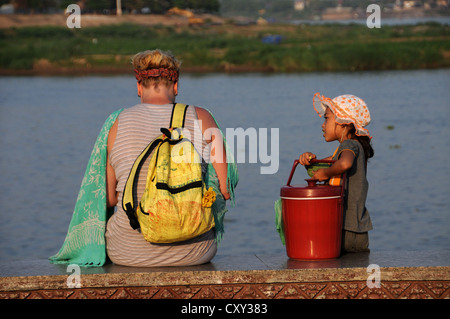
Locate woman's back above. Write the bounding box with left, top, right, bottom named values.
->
left=105, top=103, right=216, bottom=267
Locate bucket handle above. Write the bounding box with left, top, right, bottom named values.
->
left=286, top=160, right=299, bottom=186
left=286, top=159, right=345, bottom=190
left=286, top=159, right=336, bottom=186
left=286, top=159, right=346, bottom=203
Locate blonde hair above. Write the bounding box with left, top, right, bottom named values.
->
left=132, top=49, right=181, bottom=88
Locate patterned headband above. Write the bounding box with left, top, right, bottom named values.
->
left=134, top=68, right=179, bottom=82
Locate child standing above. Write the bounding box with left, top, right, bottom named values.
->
left=299, top=93, right=374, bottom=253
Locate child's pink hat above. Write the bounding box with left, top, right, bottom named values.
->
left=313, top=92, right=372, bottom=138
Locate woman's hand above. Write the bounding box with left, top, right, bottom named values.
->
left=221, top=188, right=231, bottom=200
left=299, top=152, right=316, bottom=166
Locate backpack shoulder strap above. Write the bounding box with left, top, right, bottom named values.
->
left=170, top=103, right=189, bottom=128
left=122, top=136, right=162, bottom=229
left=122, top=103, right=189, bottom=229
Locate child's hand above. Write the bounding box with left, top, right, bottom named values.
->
left=299, top=152, right=316, bottom=166
left=312, top=168, right=329, bottom=181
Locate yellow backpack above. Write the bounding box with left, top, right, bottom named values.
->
left=122, top=103, right=215, bottom=243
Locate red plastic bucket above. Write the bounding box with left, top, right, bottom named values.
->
left=280, top=160, right=344, bottom=260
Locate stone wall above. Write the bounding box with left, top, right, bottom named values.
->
left=1, top=251, right=449, bottom=299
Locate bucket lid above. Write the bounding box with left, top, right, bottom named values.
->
left=280, top=179, right=342, bottom=198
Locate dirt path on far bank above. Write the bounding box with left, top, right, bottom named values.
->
left=0, top=13, right=226, bottom=29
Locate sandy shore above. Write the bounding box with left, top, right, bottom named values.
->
left=0, top=13, right=227, bottom=29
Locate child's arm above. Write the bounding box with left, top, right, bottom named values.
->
left=312, top=150, right=355, bottom=181
left=299, top=152, right=333, bottom=166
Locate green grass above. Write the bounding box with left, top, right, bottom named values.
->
left=1, top=22, right=449, bottom=72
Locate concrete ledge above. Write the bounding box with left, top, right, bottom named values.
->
left=1, top=251, right=449, bottom=299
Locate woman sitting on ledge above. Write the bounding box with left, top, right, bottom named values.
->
left=50, top=49, right=237, bottom=267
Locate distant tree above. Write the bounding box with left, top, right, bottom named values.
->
left=197, top=0, right=220, bottom=12
left=172, top=0, right=187, bottom=8
left=185, top=0, right=220, bottom=12
left=84, top=0, right=116, bottom=12
left=12, top=0, right=59, bottom=12
left=122, top=0, right=146, bottom=12
left=5, top=0, right=213, bottom=14
left=141, top=0, right=172, bottom=14
left=270, top=0, right=294, bottom=13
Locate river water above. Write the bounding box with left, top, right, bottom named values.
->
left=0, top=69, right=449, bottom=261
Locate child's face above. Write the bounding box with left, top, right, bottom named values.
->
left=322, top=107, right=341, bottom=142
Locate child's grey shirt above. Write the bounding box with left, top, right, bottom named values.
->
left=333, top=139, right=373, bottom=233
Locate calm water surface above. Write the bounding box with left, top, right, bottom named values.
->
left=0, top=69, right=449, bottom=261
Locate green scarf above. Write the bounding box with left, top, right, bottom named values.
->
left=204, top=109, right=239, bottom=244
left=49, top=109, right=123, bottom=267
left=50, top=108, right=238, bottom=267
left=274, top=198, right=285, bottom=245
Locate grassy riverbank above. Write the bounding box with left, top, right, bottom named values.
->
left=1, top=21, right=449, bottom=74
